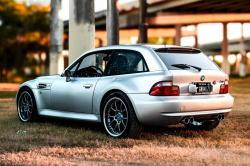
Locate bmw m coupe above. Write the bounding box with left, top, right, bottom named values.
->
left=16, top=44, right=234, bottom=138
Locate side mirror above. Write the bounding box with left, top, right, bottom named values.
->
left=64, top=70, right=71, bottom=82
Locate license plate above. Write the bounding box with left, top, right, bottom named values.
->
left=195, top=82, right=212, bottom=94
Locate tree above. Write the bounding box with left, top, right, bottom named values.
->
left=0, top=0, right=50, bottom=82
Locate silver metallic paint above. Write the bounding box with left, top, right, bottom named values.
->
left=162, top=109, right=231, bottom=116
left=127, top=93, right=234, bottom=125
left=16, top=45, right=234, bottom=126
left=50, top=77, right=100, bottom=113
left=169, top=70, right=226, bottom=95
left=39, top=109, right=100, bottom=122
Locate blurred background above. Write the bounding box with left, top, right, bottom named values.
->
left=1, top=0, right=250, bottom=85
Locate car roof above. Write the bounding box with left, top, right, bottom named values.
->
left=124, top=44, right=183, bottom=49
left=101, top=44, right=186, bottom=49
left=99, top=44, right=195, bottom=51
left=81, top=44, right=198, bottom=58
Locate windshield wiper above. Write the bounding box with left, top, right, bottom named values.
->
left=171, top=64, right=202, bottom=71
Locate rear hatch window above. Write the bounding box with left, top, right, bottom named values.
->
left=155, top=49, right=220, bottom=71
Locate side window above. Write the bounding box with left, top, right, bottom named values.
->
left=74, top=52, right=110, bottom=77
left=107, top=50, right=148, bottom=75
left=69, top=62, right=79, bottom=76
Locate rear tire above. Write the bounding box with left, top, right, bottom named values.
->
left=184, top=120, right=220, bottom=131
left=102, top=92, right=144, bottom=138
left=17, top=87, right=39, bottom=122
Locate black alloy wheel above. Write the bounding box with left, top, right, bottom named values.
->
left=102, top=92, right=144, bottom=138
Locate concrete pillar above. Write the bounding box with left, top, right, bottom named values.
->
left=106, top=0, right=119, bottom=46
left=221, top=23, right=230, bottom=75
left=50, top=0, right=63, bottom=75
left=175, top=24, right=181, bottom=46
left=235, top=54, right=240, bottom=73
left=69, top=0, right=95, bottom=64
left=239, top=23, right=246, bottom=77
left=139, top=0, right=147, bottom=43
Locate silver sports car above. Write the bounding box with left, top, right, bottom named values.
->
left=16, top=44, right=234, bottom=138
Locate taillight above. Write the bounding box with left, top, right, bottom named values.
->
left=149, top=82, right=180, bottom=96
left=219, top=81, right=228, bottom=94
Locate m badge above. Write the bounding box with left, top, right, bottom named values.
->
left=201, top=76, right=205, bottom=81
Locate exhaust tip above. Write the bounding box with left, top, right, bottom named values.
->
left=182, top=117, right=190, bottom=124
left=221, top=114, right=225, bottom=120
left=189, top=117, right=194, bottom=123
left=217, top=114, right=225, bottom=121
left=217, top=114, right=222, bottom=121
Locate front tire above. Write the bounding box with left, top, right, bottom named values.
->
left=17, top=88, right=38, bottom=122
left=184, top=120, right=220, bottom=131
left=102, top=92, right=144, bottom=138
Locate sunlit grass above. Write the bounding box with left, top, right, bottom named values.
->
left=0, top=77, right=249, bottom=165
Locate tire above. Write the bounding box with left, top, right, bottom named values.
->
left=17, top=87, right=39, bottom=122
left=102, top=92, right=144, bottom=138
left=184, top=120, right=220, bottom=131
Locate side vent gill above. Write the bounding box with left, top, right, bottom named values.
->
left=38, top=83, right=47, bottom=89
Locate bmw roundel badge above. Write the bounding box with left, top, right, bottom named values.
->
left=201, top=76, right=205, bottom=81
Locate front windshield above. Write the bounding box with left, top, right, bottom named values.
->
left=156, top=52, right=220, bottom=70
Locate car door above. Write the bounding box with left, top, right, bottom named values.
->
left=50, top=52, right=107, bottom=113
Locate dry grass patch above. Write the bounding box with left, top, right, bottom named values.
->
left=1, top=146, right=250, bottom=166
left=0, top=77, right=250, bottom=165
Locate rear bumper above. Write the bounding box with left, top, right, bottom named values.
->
left=127, top=93, right=234, bottom=125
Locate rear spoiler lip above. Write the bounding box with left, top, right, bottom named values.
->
left=154, top=47, right=201, bottom=53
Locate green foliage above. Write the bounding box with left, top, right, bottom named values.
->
left=0, top=0, right=50, bottom=82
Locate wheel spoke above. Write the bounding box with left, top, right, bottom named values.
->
left=25, top=110, right=29, bottom=117
left=18, top=92, right=34, bottom=121
left=110, top=119, right=116, bottom=124
left=121, top=120, right=126, bottom=128
left=114, top=123, right=118, bottom=131
left=22, top=98, right=26, bottom=106
left=114, top=101, right=118, bottom=111
left=120, top=101, right=123, bottom=110
left=104, top=97, right=129, bottom=136
left=122, top=109, right=127, bottom=113
left=110, top=107, right=116, bottom=112
left=118, top=123, right=121, bottom=133
left=28, top=96, right=32, bottom=103
left=24, top=94, right=27, bottom=102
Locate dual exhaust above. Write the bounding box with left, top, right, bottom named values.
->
left=182, top=116, right=194, bottom=125
left=181, top=113, right=225, bottom=124
left=216, top=113, right=225, bottom=121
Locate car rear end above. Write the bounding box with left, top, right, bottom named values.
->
left=130, top=46, right=234, bottom=126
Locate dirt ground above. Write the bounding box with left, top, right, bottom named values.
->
left=0, top=78, right=249, bottom=165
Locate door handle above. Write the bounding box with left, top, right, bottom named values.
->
left=83, top=84, right=93, bottom=88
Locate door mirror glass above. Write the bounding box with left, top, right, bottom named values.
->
left=64, top=70, right=71, bottom=82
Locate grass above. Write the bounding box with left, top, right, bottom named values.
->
left=0, top=91, right=17, bottom=98
left=0, top=78, right=250, bottom=165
